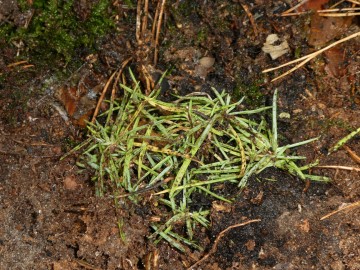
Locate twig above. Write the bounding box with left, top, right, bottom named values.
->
left=280, top=11, right=307, bottom=17
left=262, top=31, right=360, bottom=82
left=187, top=219, right=261, bottom=270
left=316, top=165, right=360, bottom=172
left=343, top=145, right=360, bottom=164
left=241, top=3, right=258, bottom=37
left=320, top=200, right=360, bottom=220
left=74, top=259, right=101, bottom=270
left=7, top=60, right=29, bottom=67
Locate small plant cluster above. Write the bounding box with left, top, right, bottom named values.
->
left=71, top=72, right=329, bottom=251
left=1, top=0, right=114, bottom=64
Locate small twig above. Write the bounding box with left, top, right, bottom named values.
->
left=7, top=60, right=29, bottom=68
left=343, top=145, right=360, bottom=164
left=320, top=200, right=360, bottom=220
left=74, top=259, right=101, bottom=270
left=280, top=11, right=307, bottom=17
left=241, top=3, right=258, bottom=37
left=187, top=219, right=261, bottom=270
left=21, top=64, right=34, bottom=69
left=316, top=165, right=360, bottom=172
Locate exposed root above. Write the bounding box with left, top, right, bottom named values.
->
left=187, top=219, right=261, bottom=270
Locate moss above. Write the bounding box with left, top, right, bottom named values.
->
left=123, top=0, right=136, bottom=8
left=294, top=47, right=302, bottom=58
left=233, top=80, right=265, bottom=108
left=319, top=118, right=354, bottom=132
left=196, top=28, right=208, bottom=45
left=1, top=0, right=115, bottom=67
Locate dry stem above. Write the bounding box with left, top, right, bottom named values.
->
left=91, top=57, right=132, bottom=122
left=281, top=0, right=309, bottom=15
left=262, top=31, right=360, bottom=82
left=241, top=3, right=258, bottom=37
left=320, top=200, right=360, bottom=220
left=316, top=165, right=360, bottom=172
left=344, top=145, right=360, bottom=164
left=154, top=0, right=166, bottom=66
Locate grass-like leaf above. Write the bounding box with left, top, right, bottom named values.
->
left=69, top=73, right=330, bottom=251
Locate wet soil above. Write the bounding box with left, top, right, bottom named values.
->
left=1, top=1, right=359, bottom=269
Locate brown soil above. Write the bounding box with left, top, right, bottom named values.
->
left=1, top=1, right=359, bottom=270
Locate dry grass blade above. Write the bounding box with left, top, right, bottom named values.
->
left=320, top=200, right=360, bottom=220
left=318, top=7, right=360, bottom=12
left=316, top=165, right=360, bottom=172
left=318, top=7, right=360, bottom=17
left=91, top=57, right=132, bottom=123
left=280, top=0, right=360, bottom=17
left=281, top=0, right=309, bottom=15
left=347, top=0, right=360, bottom=5
left=262, top=31, right=360, bottom=82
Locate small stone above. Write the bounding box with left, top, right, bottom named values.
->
left=331, top=260, right=345, bottom=270
left=199, top=56, right=215, bottom=68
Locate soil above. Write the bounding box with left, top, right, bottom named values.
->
left=1, top=1, right=359, bottom=270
